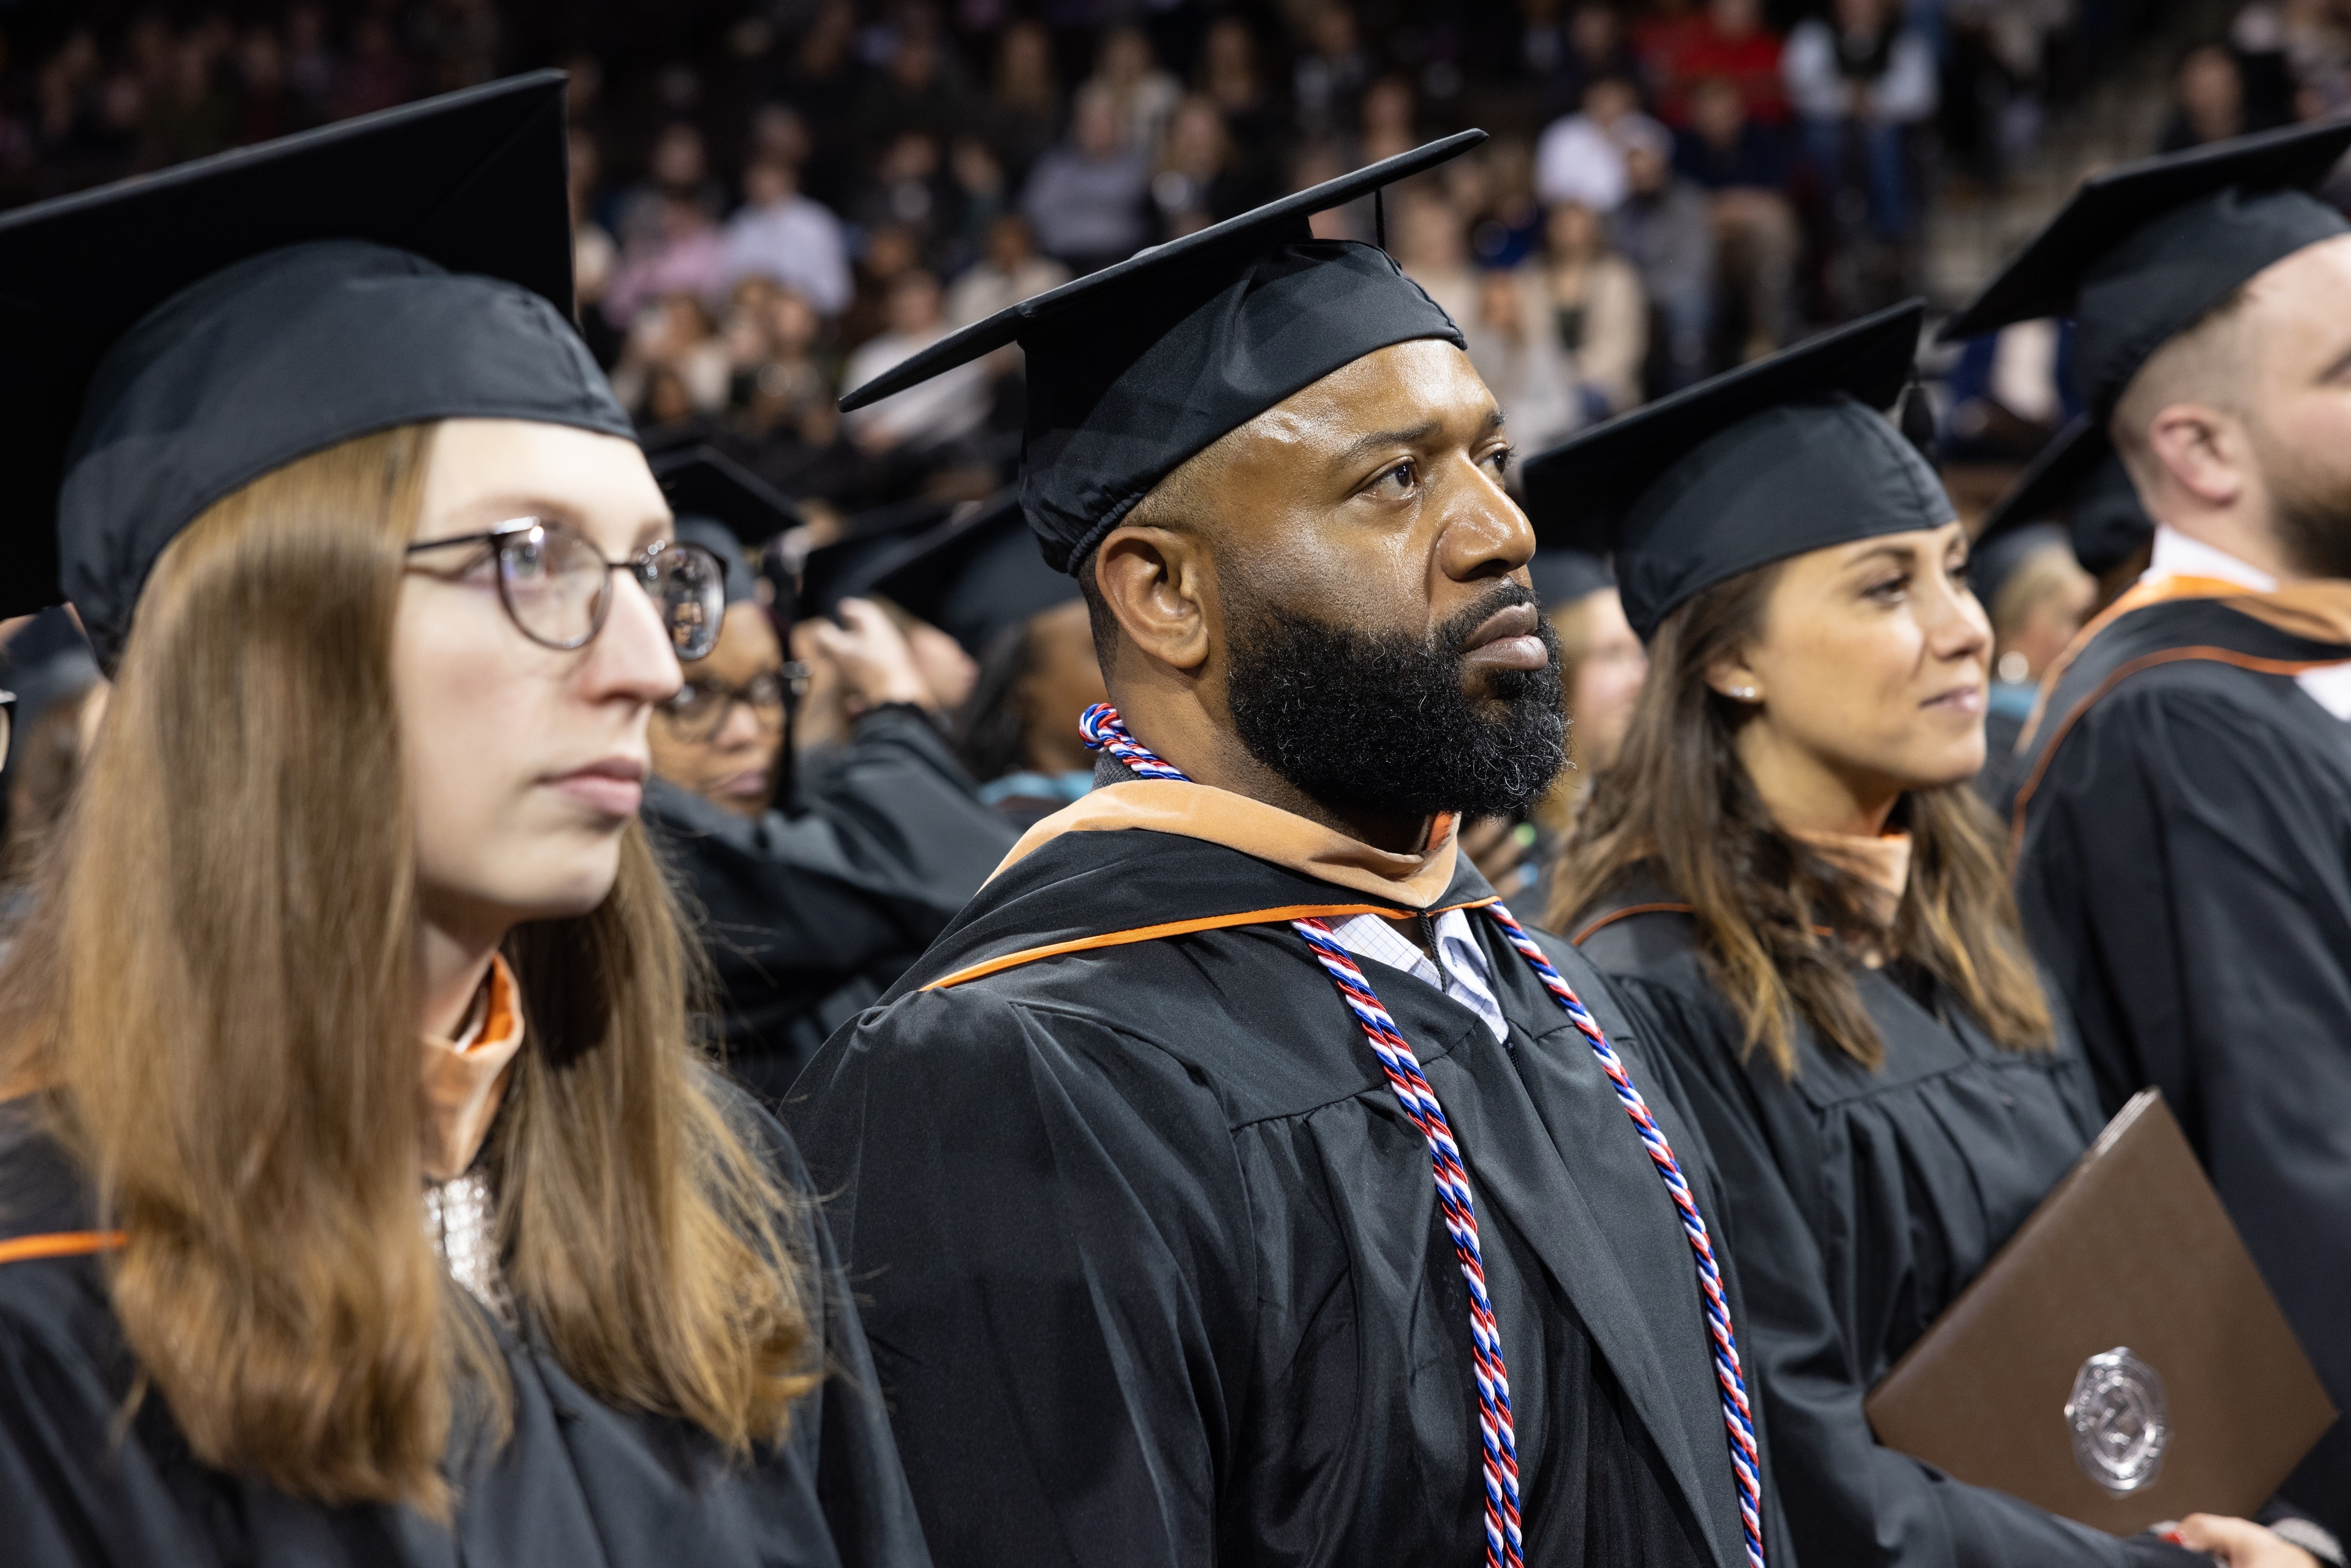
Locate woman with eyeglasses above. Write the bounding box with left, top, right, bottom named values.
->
left=0, top=81, right=929, bottom=1567
left=643, top=493, right=1013, bottom=1107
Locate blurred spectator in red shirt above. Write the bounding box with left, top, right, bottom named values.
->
left=1652, top=0, right=1789, bottom=125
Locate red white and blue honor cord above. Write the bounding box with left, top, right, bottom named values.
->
left=1081, top=703, right=1765, bottom=1568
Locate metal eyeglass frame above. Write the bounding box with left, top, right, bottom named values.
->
left=404, top=516, right=725, bottom=661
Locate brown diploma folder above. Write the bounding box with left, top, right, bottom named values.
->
left=1865, top=1088, right=2336, bottom=1532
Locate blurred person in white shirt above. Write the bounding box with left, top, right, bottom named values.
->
left=840, top=271, right=990, bottom=455
left=725, top=157, right=852, bottom=318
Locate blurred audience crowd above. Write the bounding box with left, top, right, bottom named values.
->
left=0, top=0, right=2186, bottom=526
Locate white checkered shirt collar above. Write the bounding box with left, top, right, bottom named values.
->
left=1325, top=906, right=1511, bottom=1045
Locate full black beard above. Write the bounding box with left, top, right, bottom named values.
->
left=1222, top=576, right=1567, bottom=818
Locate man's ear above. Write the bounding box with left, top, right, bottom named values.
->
left=2143, top=402, right=2249, bottom=510
left=1093, top=524, right=1215, bottom=676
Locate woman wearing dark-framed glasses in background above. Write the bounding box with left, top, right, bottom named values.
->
left=640, top=451, right=1013, bottom=1110
left=0, top=78, right=929, bottom=1567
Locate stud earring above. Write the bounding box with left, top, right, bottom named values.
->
left=1730, top=685, right=1759, bottom=701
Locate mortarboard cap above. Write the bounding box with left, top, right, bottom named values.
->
left=651, top=445, right=804, bottom=606
left=1526, top=548, right=1616, bottom=610
left=1939, top=121, right=2351, bottom=489
left=1520, top=300, right=1943, bottom=642
left=839, top=132, right=1487, bottom=576
left=795, top=496, right=961, bottom=624
left=1974, top=424, right=2156, bottom=579
left=1968, top=521, right=2072, bottom=617
left=0, top=70, right=631, bottom=671
left=864, top=492, right=1082, bottom=658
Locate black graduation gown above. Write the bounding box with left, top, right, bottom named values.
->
left=646, top=704, right=1016, bottom=1107
left=0, top=1091, right=932, bottom=1568
left=784, top=812, right=1786, bottom=1568
left=2011, top=596, right=2351, bottom=1529
left=1570, top=874, right=2195, bottom=1567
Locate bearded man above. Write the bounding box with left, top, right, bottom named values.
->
left=783, top=137, right=1778, bottom=1568
left=1945, top=119, right=2351, bottom=1536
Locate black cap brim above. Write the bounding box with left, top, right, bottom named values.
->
left=1938, top=119, right=2351, bottom=344
left=0, top=70, right=575, bottom=620
left=838, top=130, right=1487, bottom=413
left=864, top=490, right=1081, bottom=656
left=1972, top=415, right=2107, bottom=546
left=649, top=444, right=807, bottom=543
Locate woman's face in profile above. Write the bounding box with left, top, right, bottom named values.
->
left=1721, top=520, right=1991, bottom=809
left=394, top=418, right=682, bottom=935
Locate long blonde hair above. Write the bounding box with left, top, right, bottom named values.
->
left=0, top=425, right=815, bottom=1515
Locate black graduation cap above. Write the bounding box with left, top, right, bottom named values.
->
left=863, top=492, right=1083, bottom=658
left=1974, top=426, right=2155, bottom=579
left=1940, top=121, right=2351, bottom=468
left=839, top=132, right=1487, bottom=576
left=1968, top=521, right=2072, bottom=617
left=1520, top=300, right=1943, bottom=642
left=650, top=445, right=804, bottom=607
left=794, top=496, right=963, bottom=624
left=1526, top=549, right=1615, bottom=611
left=0, top=70, right=631, bottom=669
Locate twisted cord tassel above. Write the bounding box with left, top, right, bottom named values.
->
left=1077, top=702, right=1765, bottom=1568
left=1082, top=703, right=1524, bottom=1568
left=1482, top=901, right=1767, bottom=1568
left=1292, top=914, right=1526, bottom=1568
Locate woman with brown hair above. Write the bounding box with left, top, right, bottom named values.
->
left=0, top=80, right=927, bottom=1566
left=1526, top=306, right=2319, bottom=1567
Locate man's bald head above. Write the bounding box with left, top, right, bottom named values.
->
left=2104, top=233, right=2351, bottom=581
left=2110, top=283, right=2254, bottom=495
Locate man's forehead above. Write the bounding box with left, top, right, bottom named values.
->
left=1232, top=339, right=1498, bottom=451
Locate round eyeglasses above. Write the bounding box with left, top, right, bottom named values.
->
left=406, top=518, right=726, bottom=662
left=657, top=666, right=802, bottom=741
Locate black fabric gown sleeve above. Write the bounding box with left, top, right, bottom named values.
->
left=655, top=705, right=1017, bottom=1104
left=794, top=705, right=1017, bottom=908
left=760, top=1097, right=937, bottom=1568
left=784, top=984, right=1256, bottom=1568
left=2016, top=680, right=2351, bottom=1526
left=1606, top=973, right=2194, bottom=1568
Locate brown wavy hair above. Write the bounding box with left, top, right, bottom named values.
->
left=0, top=425, right=816, bottom=1516
left=1546, top=565, right=2054, bottom=1075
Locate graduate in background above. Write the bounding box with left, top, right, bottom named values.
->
left=1963, top=451, right=2151, bottom=810
left=643, top=451, right=1013, bottom=1106
left=1966, top=521, right=2093, bottom=805
left=1945, top=119, right=2351, bottom=1535
left=858, top=492, right=1109, bottom=829
left=1538, top=305, right=2310, bottom=1568
left=0, top=78, right=927, bottom=1566
left=1530, top=546, right=1647, bottom=831
left=788, top=137, right=1784, bottom=1568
